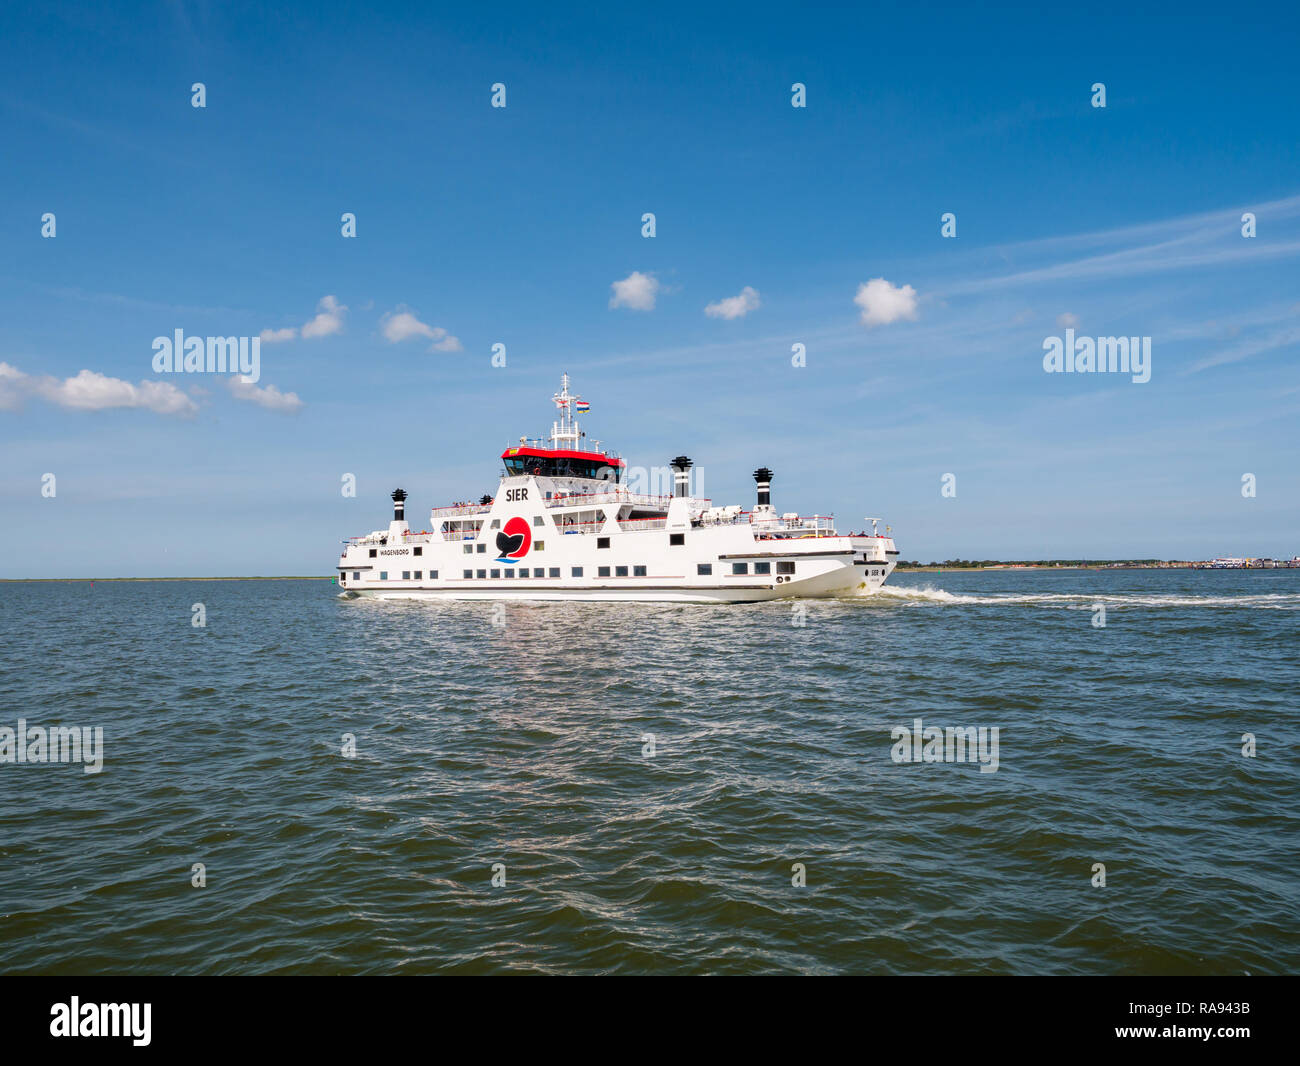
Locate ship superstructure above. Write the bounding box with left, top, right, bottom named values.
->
left=336, top=376, right=898, bottom=603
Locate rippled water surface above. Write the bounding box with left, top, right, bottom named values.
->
left=1, top=570, right=1297, bottom=974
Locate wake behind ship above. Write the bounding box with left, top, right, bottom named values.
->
left=336, top=376, right=898, bottom=603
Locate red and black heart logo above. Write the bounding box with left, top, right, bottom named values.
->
left=495, top=515, right=532, bottom=560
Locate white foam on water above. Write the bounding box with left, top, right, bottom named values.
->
left=862, top=585, right=1300, bottom=610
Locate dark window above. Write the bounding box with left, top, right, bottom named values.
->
left=413, top=570, right=422, bottom=580
left=549, top=567, right=560, bottom=578
left=352, top=571, right=360, bottom=581
left=732, top=562, right=749, bottom=575
left=503, top=568, right=514, bottom=578
left=633, top=565, right=647, bottom=577
left=402, top=571, right=410, bottom=580
left=533, top=515, right=544, bottom=526
left=518, top=569, right=529, bottom=578
left=777, top=561, right=795, bottom=575
left=476, top=569, right=487, bottom=579
left=598, top=566, right=611, bottom=577
left=476, top=543, right=486, bottom=553
left=534, top=541, right=544, bottom=551
left=669, top=533, right=685, bottom=546
left=615, top=566, right=629, bottom=577
left=430, top=570, right=438, bottom=579
left=413, top=546, right=422, bottom=556
left=379, top=571, right=388, bottom=580
left=491, top=569, right=500, bottom=578
left=571, top=567, right=584, bottom=577
left=490, top=519, right=500, bottom=529
left=754, top=562, right=771, bottom=575
left=697, top=563, right=712, bottom=576
left=463, top=569, right=473, bottom=579
left=464, top=544, right=473, bottom=554
left=368, top=548, right=377, bottom=558
left=597, top=537, right=610, bottom=549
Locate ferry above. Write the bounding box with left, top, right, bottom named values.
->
left=336, top=375, right=898, bottom=603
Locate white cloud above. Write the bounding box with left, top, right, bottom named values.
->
left=854, top=278, right=919, bottom=327
left=379, top=308, right=462, bottom=352
left=0, top=363, right=197, bottom=416
left=1057, top=312, right=1080, bottom=329
left=258, top=295, right=346, bottom=343
left=300, top=294, right=347, bottom=339
left=227, top=377, right=304, bottom=413
left=610, top=271, right=660, bottom=311
left=705, top=286, right=761, bottom=320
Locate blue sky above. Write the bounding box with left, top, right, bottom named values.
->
left=2, top=1, right=1298, bottom=576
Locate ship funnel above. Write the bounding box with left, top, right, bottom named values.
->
left=752, top=467, right=773, bottom=508
left=391, top=488, right=407, bottom=521
left=670, top=455, right=693, bottom=498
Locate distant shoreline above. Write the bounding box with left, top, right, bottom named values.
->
left=0, top=576, right=335, bottom=583
left=1, top=566, right=1293, bottom=582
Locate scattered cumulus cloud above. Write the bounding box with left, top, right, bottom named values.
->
left=0, top=362, right=196, bottom=416
left=300, top=294, right=347, bottom=339
left=227, top=377, right=304, bottom=413
left=855, top=278, right=919, bottom=327
left=1057, top=312, right=1080, bottom=329
left=258, top=295, right=346, bottom=343
left=379, top=308, right=462, bottom=352
left=610, top=271, right=660, bottom=311
left=705, top=286, right=761, bottom=320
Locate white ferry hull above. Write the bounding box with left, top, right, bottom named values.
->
left=341, top=557, right=895, bottom=604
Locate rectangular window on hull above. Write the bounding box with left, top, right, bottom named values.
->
left=597, top=537, right=610, bottom=549
left=615, top=566, right=629, bottom=577
left=413, top=547, right=422, bottom=556
left=669, top=533, right=685, bottom=546
left=633, top=565, right=647, bottom=577
left=476, top=544, right=486, bottom=553
left=464, top=545, right=473, bottom=554
left=476, top=569, right=487, bottom=579
left=571, top=567, right=584, bottom=577
left=777, top=561, right=795, bottom=575
left=352, top=572, right=360, bottom=581
left=414, top=571, right=422, bottom=580
left=732, top=563, right=749, bottom=575
left=503, top=568, right=514, bottom=578
left=697, top=563, right=712, bottom=576
left=534, top=541, right=545, bottom=551
left=380, top=571, right=388, bottom=580
left=598, top=566, right=611, bottom=578
left=402, top=571, right=410, bottom=580
left=549, top=567, right=560, bottom=578
left=463, top=570, right=472, bottom=579
left=754, top=562, right=771, bottom=575
left=369, top=549, right=377, bottom=558
left=491, top=569, right=500, bottom=578
left=430, top=571, right=438, bottom=579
